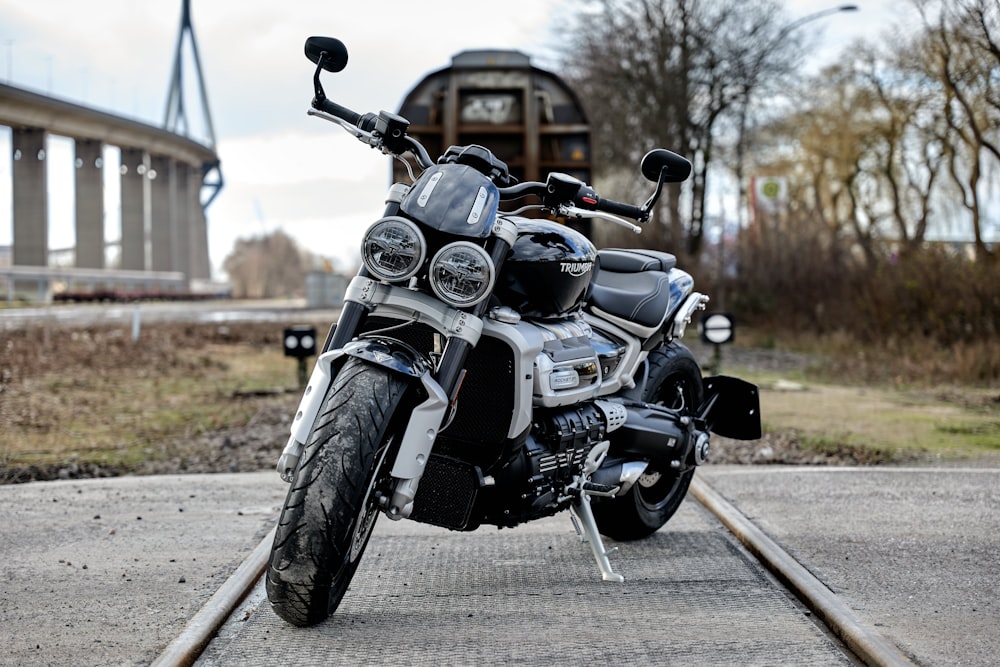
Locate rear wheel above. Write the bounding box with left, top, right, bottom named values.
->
left=266, top=357, right=410, bottom=626
left=592, top=342, right=704, bottom=541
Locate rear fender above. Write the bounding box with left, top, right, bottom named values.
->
left=699, top=375, right=762, bottom=441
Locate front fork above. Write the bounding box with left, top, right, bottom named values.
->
left=277, top=219, right=513, bottom=521
left=274, top=339, right=450, bottom=520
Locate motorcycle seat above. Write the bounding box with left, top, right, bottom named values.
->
left=587, top=250, right=673, bottom=335
left=595, top=248, right=677, bottom=273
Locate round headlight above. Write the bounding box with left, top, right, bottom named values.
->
left=428, top=241, right=495, bottom=308
left=361, top=216, right=426, bottom=282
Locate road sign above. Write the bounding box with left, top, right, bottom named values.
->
left=700, top=313, right=734, bottom=345
left=283, top=326, right=317, bottom=358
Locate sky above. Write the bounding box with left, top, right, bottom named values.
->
left=0, top=0, right=911, bottom=280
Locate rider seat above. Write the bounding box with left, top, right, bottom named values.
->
left=587, top=248, right=677, bottom=338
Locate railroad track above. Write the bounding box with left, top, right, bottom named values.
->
left=152, top=476, right=913, bottom=667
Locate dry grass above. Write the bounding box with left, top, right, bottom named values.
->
left=731, top=368, right=1000, bottom=464
left=0, top=321, right=310, bottom=476
left=2, top=317, right=997, bottom=483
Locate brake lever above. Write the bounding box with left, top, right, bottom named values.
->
left=307, top=108, right=378, bottom=147
left=560, top=205, right=643, bottom=234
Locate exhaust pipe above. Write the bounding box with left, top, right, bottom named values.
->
left=607, top=402, right=709, bottom=467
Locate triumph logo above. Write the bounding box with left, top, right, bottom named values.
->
left=560, top=262, right=593, bottom=277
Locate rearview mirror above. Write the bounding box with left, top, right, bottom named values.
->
left=305, top=36, right=349, bottom=73
left=641, top=149, right=692, bottom=184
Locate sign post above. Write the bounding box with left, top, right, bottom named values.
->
left=700, top=313, right=735, bottom=375
left=283, top=325, right=317, bottom=387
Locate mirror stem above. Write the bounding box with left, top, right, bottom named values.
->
left=312, top=55, right=328, bottom=104
left=641, top=171, right=668, bottom=220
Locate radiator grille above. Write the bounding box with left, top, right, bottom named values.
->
left=410, top=454, right=479, bottom=530
left=360, top=316, right=516, bottom=444
left=446, top=335, right=516, bottom=444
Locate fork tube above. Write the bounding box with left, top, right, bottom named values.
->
left=435, top=236, right=510, bottom=395
left=323, top=267, right=371, bottom=353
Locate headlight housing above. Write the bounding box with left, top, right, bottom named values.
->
left=428, top=241, right=495, bottom=307
left=361, top=216, right=426, bottom=282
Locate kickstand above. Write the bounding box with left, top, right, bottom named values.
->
left=569, top=493, right=625, bottom=583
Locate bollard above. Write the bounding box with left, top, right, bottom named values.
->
left=132, top=303, right=142, bottom=341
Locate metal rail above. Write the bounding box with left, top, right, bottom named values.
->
left=151, top=527, right=275, bottom=667
left=2, top=265, right=187, bottom=302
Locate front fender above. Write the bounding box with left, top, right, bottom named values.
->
left=345, top=337, right=450, bottom=519
left=341, top=337, right=434, bottom=379
left=278, top=336, right=438, bottom=483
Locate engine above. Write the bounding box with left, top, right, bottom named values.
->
left=489, top=403, right=610, bottom=527
left=527, top=315, right=634, bottom=408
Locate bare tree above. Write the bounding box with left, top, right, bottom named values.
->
left=559, top=0, right=804, bottom=258
left=850, top=43, right=946, bottom=255
left=915, top=0, right=1000, bottom=261
left=222, top=230, right=311, bottom=299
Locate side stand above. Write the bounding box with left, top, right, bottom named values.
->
left=569, top=493, right=625, bottom=583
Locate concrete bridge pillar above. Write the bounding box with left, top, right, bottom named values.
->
left=74, top=139, right=105, bottom=269
left=150, top=155, right=174, bottom=273
left=189, top=168, right=210, bottom=281
left=120, top=147, right=147, bottom=271
left=11, top=128, right=48, bottom=268
left=173, top=161, right=191, bottom=281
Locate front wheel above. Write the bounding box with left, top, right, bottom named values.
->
left=592, top=342, right=704, bottom=541
left=266, top=357, right=410, bottom=627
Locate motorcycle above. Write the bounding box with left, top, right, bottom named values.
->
left=266, top=36, right=762, bottom=627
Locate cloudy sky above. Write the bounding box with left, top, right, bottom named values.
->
left=1, top=0, right=910, bottom=279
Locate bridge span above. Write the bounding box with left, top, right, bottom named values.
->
left=2, top=81, right=220, bottom=300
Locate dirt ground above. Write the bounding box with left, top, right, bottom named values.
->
left=0, top=319, right=919, bottom=485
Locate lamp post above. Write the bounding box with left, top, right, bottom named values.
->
left=779, top=5, right=859, bottom=41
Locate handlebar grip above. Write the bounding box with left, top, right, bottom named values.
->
left=317, top=97, right=362, bottom=127
left=596, top=197, right=646, bottom=221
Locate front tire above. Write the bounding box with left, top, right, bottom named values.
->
left=593, top=342, right=704, bottom=541
left=266, top=357, right=410, bottom=627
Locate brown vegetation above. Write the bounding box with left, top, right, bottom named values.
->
left=719, top=229, right=1000, bottom=385
left=561, top=0, right=999, bottom=386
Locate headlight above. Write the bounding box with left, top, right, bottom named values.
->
left=428, top=241, right=495, bottom=307
left=361, top=216, right=426, bottom=282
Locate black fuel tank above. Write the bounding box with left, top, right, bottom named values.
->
left=495, top=218, right=597, bottom=318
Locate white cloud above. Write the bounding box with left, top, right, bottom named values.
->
left=217, top=131, right=383, bottom=187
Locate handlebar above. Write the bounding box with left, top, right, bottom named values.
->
left=308, top=39, right=654, bottom=224
left=590, top=196, right=647, bottom=222
left=500, top=172, right=651, bottom=222
left=316, top=97, right=378, bottom=133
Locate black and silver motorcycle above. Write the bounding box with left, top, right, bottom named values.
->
left=267, top=36, right=762, bottom=627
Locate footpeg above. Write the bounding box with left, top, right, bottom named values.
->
left=581, top=481, right=619, bottom=497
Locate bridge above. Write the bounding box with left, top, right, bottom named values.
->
left=1, top=0, right=221, bottom=302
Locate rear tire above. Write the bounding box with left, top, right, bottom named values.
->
left=593, top=342, right=704, bottom=541
left=266, top=357, right=410, bottom=626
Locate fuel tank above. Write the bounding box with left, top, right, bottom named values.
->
left=495, top=218, right=597, bottom=318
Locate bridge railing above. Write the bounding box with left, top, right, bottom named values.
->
left=2, top=266, right=187, bottom=303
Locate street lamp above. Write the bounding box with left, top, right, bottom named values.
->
left=779, top=5, right=859, bottom=40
